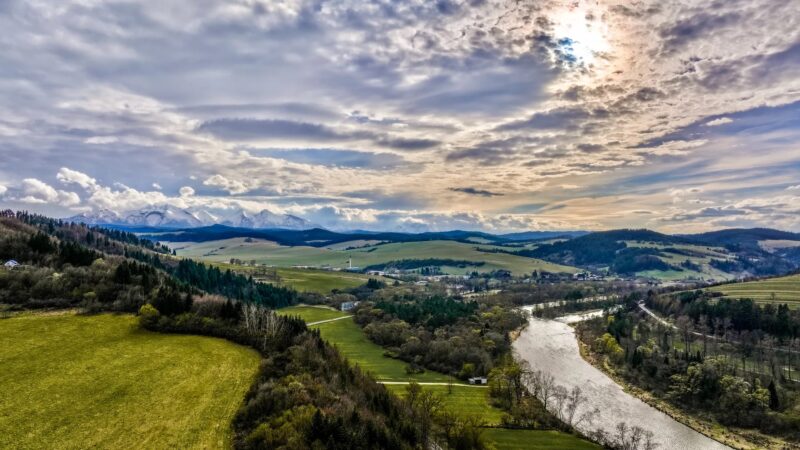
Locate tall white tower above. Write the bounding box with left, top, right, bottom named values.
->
left=348, top=256, right=352, bottom=269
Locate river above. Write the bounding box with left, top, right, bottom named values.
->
left=514, top=309, right=730, bottom=450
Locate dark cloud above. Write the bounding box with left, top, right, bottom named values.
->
left=495, top=107, right=605, bottom=131
left=253, top=148, right=409, bottom=170
left=659, top=12, right=741, bottom=54
left=449, top=187, right=503, bottom=197
left=345, top=189, right=432, bottom=210
left=198, top=118, right=440, bottom=151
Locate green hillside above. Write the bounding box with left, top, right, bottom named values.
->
left=707, top=274, right=800, bottom=308
left=169, top=238, right=577, bottom=276
left=0, top=313, right=259, bottom=449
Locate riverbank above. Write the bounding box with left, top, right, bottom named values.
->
left=574, top=325, right=796, bottom=450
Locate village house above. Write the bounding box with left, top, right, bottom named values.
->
left=3, top=260, right=21, bottom=269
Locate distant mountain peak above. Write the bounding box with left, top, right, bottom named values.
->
left=65, top=206, right=313, bottom=230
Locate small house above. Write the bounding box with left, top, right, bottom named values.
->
left=340, top=301, right=360, bottom=312
left=468, top=377, right=488, bottom=385
left=3, top=260, right=21, bottom=269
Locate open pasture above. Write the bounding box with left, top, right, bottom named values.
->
left=169, top=237, right=577, bottom=276
left=707, top=274, right=800, bottom=307
left=0, top=313, right=259, bottom=450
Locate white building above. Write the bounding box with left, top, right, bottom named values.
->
left=3, top=260, right=20, bottom=269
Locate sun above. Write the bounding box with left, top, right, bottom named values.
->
left=550, top=3, right=611, bottom=69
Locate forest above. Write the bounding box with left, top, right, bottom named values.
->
left=577, top=291, right=800, bottom=444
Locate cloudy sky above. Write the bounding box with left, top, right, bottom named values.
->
left=0, top=0, right=799, bottom=232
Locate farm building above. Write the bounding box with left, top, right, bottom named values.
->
left=468, top=377, right=488, bottom=385
left=340, top=301, right=360, bottom=312
left=3, top=259, right=21, bottom=269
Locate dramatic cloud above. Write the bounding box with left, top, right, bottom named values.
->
left=0, top=0, right=798, bottom=232
left=450, top=187, right=504, bottom=197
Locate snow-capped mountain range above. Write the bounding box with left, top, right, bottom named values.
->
left=65, top=206, right=313, bottom=230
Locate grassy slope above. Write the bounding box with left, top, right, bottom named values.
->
left=0, top=313, right=259, bottom=450
left=626, top=241, right=734, bottom=281
left=170, top=238, right=577, bottom=276
left=707, top=273, right=800, bottom=307
left=311, top=316, right=451, bottom=382
left=198, top=262, right=383, bottom=294
left=482, top=429, right=601, bottom=450
left=279, top=305, right=349, bottom=323
left=385, top=384, right=504, bottom=426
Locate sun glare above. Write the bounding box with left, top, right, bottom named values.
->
left=550, top=4, right=610, bottom=69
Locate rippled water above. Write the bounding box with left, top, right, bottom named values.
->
left=514, top=313, right=730, bottom=450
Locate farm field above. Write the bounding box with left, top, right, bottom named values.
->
left=310, top=314, right=451, bottom=382
left=0, top=312, right=259, bottom=450
left=707, top=274, right=800, bottom=307
left=384, top=383, right=504, bottom=426
left=277, top=305, right=349, bottom=323
left=201, top=262, right=383, bottom=294
left=626, top=241, right=735, bottom=281
left=168, top=238, right=577, bottom=275
left=482, top=429, right=601, bottom=450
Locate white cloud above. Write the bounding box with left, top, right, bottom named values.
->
left=203, top=174, right=250, bottom=194
left=179, top=186, right=195, bottom=197
left=705, top=117, right=733, bottom=127
left=84, top=136, right=119, bottom=144
left=152, top=183, right=163, bottom=190
left=57, top=167, right=99, bottom=191
left=0, top=185, right=6, bottom=196
left=786, top=184, right=800, bottom=191
left=19, top=178, right=81, bottom=206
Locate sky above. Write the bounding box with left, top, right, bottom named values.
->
left=0, top=0, right=799, bottom=233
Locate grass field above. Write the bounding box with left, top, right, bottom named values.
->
left=626, top=241, right=735, bottom=281
left=203, top=262, right=382, bottom=294
left=482, top=429, right=601, bottom=450
left=169, top=238, right=577, bottom=276
left=278, top=305, right=349, bottom=323
left=384, top=384, right=504, bottom=426
left=707, top=274, right=800, bottom=307
left=0, top=313, right=259, bottom=450
left=311, top=316, right=451, bottom=382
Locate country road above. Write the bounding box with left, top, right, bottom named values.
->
left=307, top=315, right=353, bottom=326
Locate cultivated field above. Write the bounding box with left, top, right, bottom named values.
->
left=482, top=429, right=601, bottom=450
left=169, top=238, right=577, bottom=276
left=626, top=241, right=735, bottom=281
left=707, top=274, right=800, bottom=307
left=0, top=313, right=259, bottom=450
left=278, top=305, right=349, bottom=323
left=310, top=314, right=452, bottom=382
left=385, top=384, right=504, bottom=426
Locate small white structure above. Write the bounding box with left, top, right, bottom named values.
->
left=468, top=377, right=488, bottom=385
left=340, top=301, right=360, bottom=312
left=3, top=259, right=21, bottom=269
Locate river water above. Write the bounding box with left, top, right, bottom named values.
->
left=514, top=309, right=730, bottom=450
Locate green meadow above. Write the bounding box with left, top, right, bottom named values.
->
left=707, top=274, right=800, bottom=308
left=385, top=383, right=504, bottom=426
left=482, top=429, right=601, bottom=450
left=0, top=313, right=259, bottom=450
left=171, top=238, right=577, bottom=276
left=278, top=304, right=350, bottom=323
